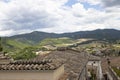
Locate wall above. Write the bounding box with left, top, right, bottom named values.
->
left=53, top=65, right=64, bottom=80
left=87, top=60, right=99, bottom=66
left=0, top=59, right=10, bottom=64
left=87, top=60, right=103, bottom=80
left=0, top=70, right=53, bottom=80
left=0, top=65, right=64, bottom=80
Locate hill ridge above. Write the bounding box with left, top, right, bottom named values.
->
left=5, top=29, right=120, bottom=43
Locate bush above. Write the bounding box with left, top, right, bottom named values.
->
left=13, top=47, right=36, bottom=60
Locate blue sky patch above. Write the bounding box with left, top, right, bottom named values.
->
left=65, top=0, right=78, bottom=7
left=81, top=2, right=103, bottom=11
left=65, top=0, right=103, bottom=11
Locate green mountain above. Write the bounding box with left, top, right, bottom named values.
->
left=8, top=31, right=59, bottom=43
left=7, top=29, right=120, bottom=43
left=2, top=29, right=120, bottom=52
left=2, top=39, right=32, bottom=52
left=64, top=29, right=120, bottom=41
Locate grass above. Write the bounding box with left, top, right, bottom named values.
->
left=7, top=40, right=30, bottom=49
left=3, top=39, right=31, bottom=52
left=39, top=37, right=75, bottom=47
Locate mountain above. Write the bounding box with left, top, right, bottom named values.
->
left=7, top=29, right=120, bottom=43
left=2, top=31, right=60, bottom=52
left=2, top=29, right=120, bottom=52
left=8, top=31, right=59, bottom=43
left=62, top=29, right=120, bottom=41
left=2, top=39, right=32, bottom=52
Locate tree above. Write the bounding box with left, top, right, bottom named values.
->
left=13, top=47, right=36, bottom=60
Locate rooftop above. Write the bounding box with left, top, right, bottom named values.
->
left=0, top=59, right=63, bottom=71
left=45, top=50, right=89, bottom=80
left=88, top=55, right=101, bottom=61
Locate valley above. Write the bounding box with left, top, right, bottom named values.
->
left=0, top=29, right=120, bottom=80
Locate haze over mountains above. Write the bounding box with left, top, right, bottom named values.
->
left=6, top=29, right=120, bottom=43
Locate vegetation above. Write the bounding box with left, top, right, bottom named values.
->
left=7, top=39, right=30, bottom=49
left=112, top=67, right=120, bottom=77
left=12, top=47, right=36, bottom=60
left=1, top=30, right=120, bottom=60
left=3, top=29, right=120, bottom=53
left=2, top=39, right=32, bottom=52
left=6, top=29, right=120, bottom=44
left=39, top=37, right=75, bottom=47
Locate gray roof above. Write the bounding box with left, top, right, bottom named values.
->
left=44, top=50, right=88, bottom=80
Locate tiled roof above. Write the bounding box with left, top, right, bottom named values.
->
left=44, top=50, right=89, bottom=80
left=0, top=60, right=63, bottom=71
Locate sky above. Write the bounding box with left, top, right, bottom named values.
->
left=0, top=0, right=120, bottom=36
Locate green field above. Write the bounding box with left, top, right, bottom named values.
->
left=39, top=37, right=75, bottom=47
left=2, top=39, right=32, bottom=52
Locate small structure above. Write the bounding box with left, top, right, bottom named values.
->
left=0, top=59, right=64, bottom=80
left=57, top=47, right=68, bottom=51
left=87, top=56, right=103, bottom=80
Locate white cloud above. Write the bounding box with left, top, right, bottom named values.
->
left=0, top=0, right=120, bottom=36
left=72, top=3, right=87, bottom=17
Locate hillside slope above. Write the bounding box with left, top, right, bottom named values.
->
left=2, top=39, right=31, bottom=52
left=39, top=37, right=75, bottom=47
left=2, top=29, right=120, bottom=52
left=7, top=29, right=120, bottom=43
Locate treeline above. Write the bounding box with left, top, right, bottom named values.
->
left=12, top=47, right=36, bottom=60
left=11, top=47, right=49, bottom=60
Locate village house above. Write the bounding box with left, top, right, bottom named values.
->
left=0, top=55, right=64, bottom=80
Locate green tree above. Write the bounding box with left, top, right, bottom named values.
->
left=13, top=47, right=36, bottom=60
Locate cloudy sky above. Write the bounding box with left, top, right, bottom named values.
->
left=0, top=0, right=120, bottom=36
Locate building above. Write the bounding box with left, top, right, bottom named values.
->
left=0, top=59, right=64, bottom=80
left=87, top=56, right=103, bottom=80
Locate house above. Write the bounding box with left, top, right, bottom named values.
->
left=0, top=59, right=64, bottom=80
